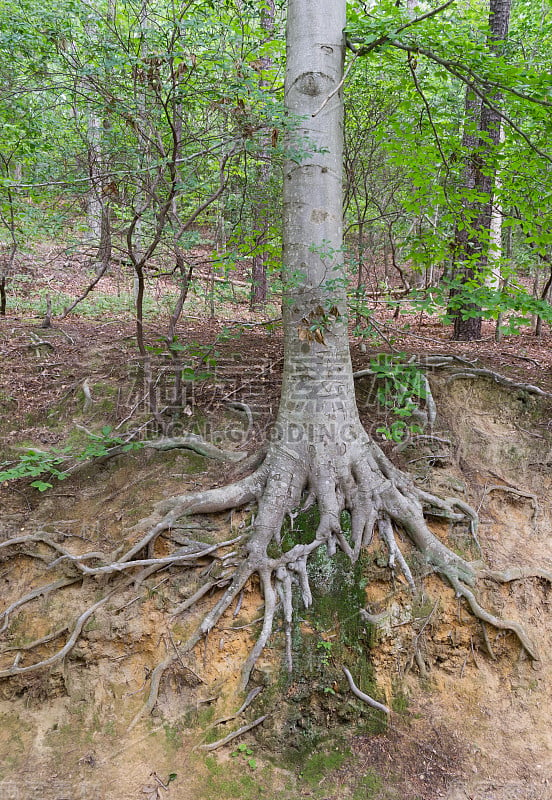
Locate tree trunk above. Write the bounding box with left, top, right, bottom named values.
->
left=167, top=0, right=486, bottom=687
left=83, top=16, right=112, bottom=276
left=451, top=0, right=511, bottom=341
left=281, top=0, right=351, bottom=419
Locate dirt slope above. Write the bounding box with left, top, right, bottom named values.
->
left=1, top=318, right=552, bottom=800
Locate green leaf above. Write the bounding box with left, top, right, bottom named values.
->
left=30, top=480, right=53, bottom=491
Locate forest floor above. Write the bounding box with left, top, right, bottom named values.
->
left=1, top=252, right=552, bottom=799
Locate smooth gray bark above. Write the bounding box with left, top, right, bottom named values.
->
left=279, top=0, right=358, bottom=444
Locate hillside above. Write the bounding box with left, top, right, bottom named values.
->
left=1, top=261, right=552, bottom=799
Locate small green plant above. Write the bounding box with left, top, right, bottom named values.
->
left=0, top=449, right=69, bottom=491
left=368, top=354, right=427, bottom=442
left=376, top=419, right=423, bottom=443
left=316, top=638, right=334, bottom=667
left=231, top=742, right=257, bottom=771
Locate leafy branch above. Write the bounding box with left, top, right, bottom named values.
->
left=0, top=427, right=143, bottom=491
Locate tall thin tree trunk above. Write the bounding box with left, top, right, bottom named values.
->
left=451, top=0, right=511, bottom=341
left=276, top=0, right=366, bottom=454
left=84, top=15, right=112, bottom=276
left=535, top=258, right=552, bottom=337
left=0, top=155, right=19, bottom=316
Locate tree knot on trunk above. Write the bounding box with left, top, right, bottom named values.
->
left=293, top=71, right=333, bottom=97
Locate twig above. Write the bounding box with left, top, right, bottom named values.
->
left=480, top=621, right=496, bottom=660
left=407, top=454, right=449, bottom=463
left=166, top=629, right=205, bottom=684
left=312, top=53, right=359, bottom=117
left=501, top=352, right=541, bottom=367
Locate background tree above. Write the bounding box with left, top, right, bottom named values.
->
left=449, top=0, right=512, bottom=341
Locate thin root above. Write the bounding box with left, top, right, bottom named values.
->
left=342, top=667, right=390, bottom=715
left=196, top=715, right=268, bottom=752
left=448, top=575, right=538, bottom=661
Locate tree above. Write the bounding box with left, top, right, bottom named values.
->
left=450, top=0, right=512, bottom=341
left=249, top=0, right=276, bottom=309
left=0, top=0, right=546, bottom=725
left=116, top=0, right=539, bottom=715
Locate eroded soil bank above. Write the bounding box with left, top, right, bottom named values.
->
left=1, top=320, right=552, bottom=800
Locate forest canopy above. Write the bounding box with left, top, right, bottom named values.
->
left=0, top=0, right=552, bottom=338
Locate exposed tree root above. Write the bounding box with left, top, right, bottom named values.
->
left=0, top=589, right=118, bottom=678
left=342, top=666, right=390, bottom=715
left=197, top=715, right=268, bottom=752
left=101, top=434, right=248, bottom=464
left=0, top=577, right=80, bottom=634
left=483, top=566, right=552, bottom=584
left=0, top=418, right=546, bottom=726
left=61, top=433, right=249, bottom=480
left=482, top=484, right=539, bottom=521
left=128, top=654, right=176, bottom=731
left=396, top=355, right=552, bottom=399
left=204, top=686, right=263, bottom=732
left=444, top=368, right=552, bottom=398
left=447, top=576, right=538, bottom=661
left=119, top=419, right=548, bottom=724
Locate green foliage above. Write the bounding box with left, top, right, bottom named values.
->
left=0, top=449, right=69, bottom=491
left=343, top=0, right=552, bottom=334
left=368, top=355, right=426, bottom=442
left=406, top=276, right=552, bottom=332
left=1, top=0, right=552, bottom=330
left=316, top=639, right=334, bottom=668
left=0, top=427, right=143, bottom=491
